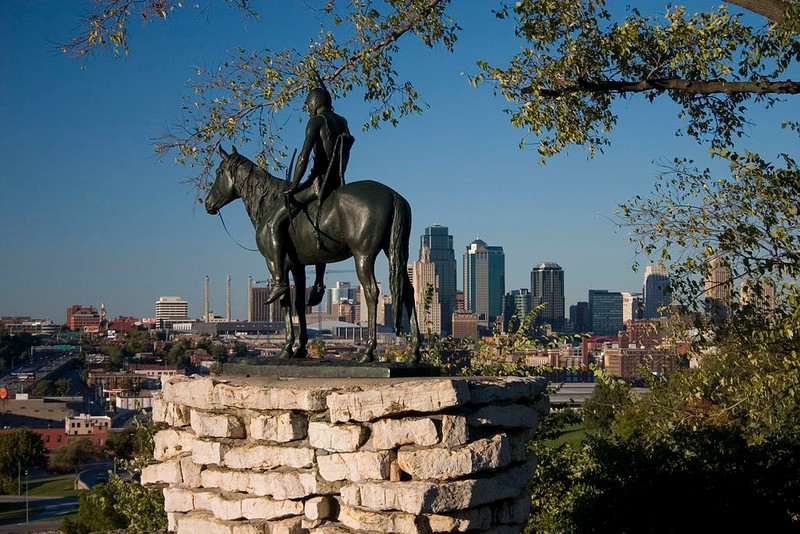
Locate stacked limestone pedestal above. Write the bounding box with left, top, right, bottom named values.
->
left=144, top=374, right=549, bottom=534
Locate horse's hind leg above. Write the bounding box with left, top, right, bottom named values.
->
left=353, top=254, right=378, bottom=362
left=403, top=275, right=422, bottom=363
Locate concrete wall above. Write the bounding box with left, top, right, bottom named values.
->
left=145, top=374, right=549, bottom=533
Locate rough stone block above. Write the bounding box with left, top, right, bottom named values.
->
left=303, top=496, right=334, bottom=521
left=341, top=457, right=536, bottom=514
left=338, top=503, right=419, bottom=534
left=209, top=493, right=244, bottom=521
left=306, top=525, right=353, bottom=534
left=163, top=487, right=194, bottom=513
left=269, top=516, right=305, bottom=534
left=192, top=439, right=229, bottom=466
left=152, top=399, right=191, bottom=427
left=248, top=470, right=334, bottom=500
left=370, top=417, right=438, bottom=449
left=317, top=450, right=393, bottom=481
left=223, top=444, right=314, bottom=470
left=249, top=412, right=308, bottom=442
left=200, top=468, right=250, bottom=494
left=327, top=379, right=471, bottom=422
left=397, top=434, right=511, bottom=480
left=141, top=458, right=183, bottom=485
left=214, top=382, right=330, bottom=412
left=424, top=506, right=493, bottom=532
left=191, top=410, right=246, bottom=438
left=167, top=512, right=181, bottom=533
left=495, top=495, right=532, bottom=525
left=153, top=428, right=196, bottom=461
left=241, top=496, right=303, bottom=520
left=466, top=376, right=548, bottom=404
left=308, top=421, right=366, bottom=452
left=179, top=456, right=203, bottom=487
left=173, top=511, right=265, bottom=534
left=440, top=415, right=469, bottom=448
left=467, top=403, right=539, bottom=429
left=162, top=375, right=216, bottom=410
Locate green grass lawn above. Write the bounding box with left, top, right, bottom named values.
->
left=0, top=474, right=82, bottom=525
left=547, top=422, right=589, bottom=448
left=27, top=474, right=82, bottom=498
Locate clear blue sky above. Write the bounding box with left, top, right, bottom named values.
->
left=0, top=1, right=794, bottom=322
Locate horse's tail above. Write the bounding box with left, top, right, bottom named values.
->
left=389, top=194, right=413, bottom=335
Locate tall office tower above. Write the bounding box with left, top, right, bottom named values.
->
left=740, top=279, right=776, bottom=312
left=588, top=290, right=623, bottom=336
left=643, top=262, right=671, bottom=318
left=155, top=296, right=189, bottom=321
left=530, top=262, right=565, bottom=332
left=705, top=256, right=733, bottom=319
left=569, top=301, right=589, bottom=334
left=463, top=238, right=505, bottom=330
left=249, top=279, right=272, bottom=322
left=622, top=292, right=644, bottom=324
left=409, top=245, right=442, bottom=335
left=327, top=281, right=356, bottom=314
left=358, top=281, right=385, bottom=325
left=503, top=289, right=532, bottom=333
left=420, top=224, right=457, bottom=335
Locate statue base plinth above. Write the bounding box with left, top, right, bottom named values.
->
left=220, top=359, right=440, bottom=378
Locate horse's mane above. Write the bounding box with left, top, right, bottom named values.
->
left=227, top=153, right=289, bottom=222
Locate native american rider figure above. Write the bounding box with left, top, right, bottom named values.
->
left=265, top=86, right=355, bottom=304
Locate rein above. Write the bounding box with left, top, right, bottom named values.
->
left=218, top=211, right=258, bottom=252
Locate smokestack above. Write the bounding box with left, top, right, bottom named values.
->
left=204, top=276, right=210, bottom=322
left=226, top=275, right=231, bottom=321
left=248, top=276, right=253, bottom=322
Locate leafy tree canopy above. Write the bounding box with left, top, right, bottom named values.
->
left=61, top=0, right=799, bottom=193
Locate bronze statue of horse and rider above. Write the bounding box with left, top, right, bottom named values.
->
left=204, top=144, right=422, bottom=363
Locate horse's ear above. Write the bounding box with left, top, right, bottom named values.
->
left=232, top=145, right=239, bottom=155
left=219, top=146, right=229, bottom=160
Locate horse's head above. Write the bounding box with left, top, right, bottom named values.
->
left=205, top=145, right=241, bottom=215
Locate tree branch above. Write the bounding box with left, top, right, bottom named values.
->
left=329, top=0, right=445, bottom=82
left=725, top=0, right=789, bottom=23
left=530, top=77, right=800, bottom=97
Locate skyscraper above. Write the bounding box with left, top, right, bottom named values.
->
left=409, top=245, right=442, bottom=335
left=588, top=290, right=623, bottom=336
left=643, top=262, right=671, bottom=318
left=463, top=238, right=505, bottom=331
left=503, top=289, right=532, bottom=333
left=530, top=262, right=565, bottom=332
left=705, top=256, right=732, bottom=320
left=420, top=225, right=457, bottom=335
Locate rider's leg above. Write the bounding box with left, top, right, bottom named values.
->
left=307, top=264, right=326, bottom=307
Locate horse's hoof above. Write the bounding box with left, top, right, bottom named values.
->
left=292, top=347, right=308, bottom=359
left=279, top=349, right=293, bottom=359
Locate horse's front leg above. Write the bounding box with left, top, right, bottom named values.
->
left=291, top=267, right=309, bottom=359
left=279, top=292, right=294, bottom=359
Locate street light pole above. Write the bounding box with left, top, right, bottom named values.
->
left=25, top=469, right=29, bottom=523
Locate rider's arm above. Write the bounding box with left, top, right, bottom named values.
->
left=290, top=118, right=321, bottom=190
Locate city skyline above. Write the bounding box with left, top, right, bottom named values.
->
left=1, top=2, right=793, bottom=322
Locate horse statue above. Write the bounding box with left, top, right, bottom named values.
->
left=205, top=146, right=422, bottom=363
